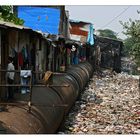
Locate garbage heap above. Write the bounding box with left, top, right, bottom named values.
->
left=58, top=71, right=140, bottom=134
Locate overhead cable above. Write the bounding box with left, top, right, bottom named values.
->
left=100, top=6, right=131, bottom=29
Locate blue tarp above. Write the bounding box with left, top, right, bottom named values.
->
left=18, top=6, right=60, bottom=34
left=87, top=24, right=94, bottom=46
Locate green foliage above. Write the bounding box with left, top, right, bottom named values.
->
left=120, top=14, right=140, bottom=66
left=0, top=6, right=24, bottom=25
left=123, top=37, right=135, bottom=55
left=97, top=29, right=118, bottom=39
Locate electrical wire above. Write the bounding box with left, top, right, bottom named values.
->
left=99, top=6, right=131, bottom=29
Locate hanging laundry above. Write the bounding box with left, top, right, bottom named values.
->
left=87, top=24, right=94, bottom=46
left=9, top=47, right=16, bottom=58
left=21, top=46, right=28, bottom=61
left=18, top=52, right=23, bottom=67
left=67, top=48, right=71, bottom=65
left=73, top=50, right=79, bottom=64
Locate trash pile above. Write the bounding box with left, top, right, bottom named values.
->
left=58, top=71, right=140, bottom=134
left=121, top=57, right=137, bottom=74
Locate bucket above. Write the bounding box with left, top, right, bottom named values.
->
left=60, top=65, right=65, bottom=72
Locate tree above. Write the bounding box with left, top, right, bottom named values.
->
left=0, top=6, right=24, bottom=25
left=123, top=37, right=135, bottom=55
left=120, top=13, right=140, bottom=66
left=97, top=29, right=118, bottom=39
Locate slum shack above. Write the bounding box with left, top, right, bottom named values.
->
left=0, top=20, right=52, bottom=101
left=16, top=6, right=70, bottom=72
left=69, top=20, right=95, bottom=66
left=94, top=35, right=123, bottom=73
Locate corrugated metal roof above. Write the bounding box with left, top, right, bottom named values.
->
left=0, top=20, right=51, bottom=41
left=95, top=35, right=123, bottom=44
left=69, top=19, right=91, bottom=25
left=70, top=27, right=88, bottom=36
left=69, top=20, right=94, bottom=45
left=0, top=20, right=30, bottom=30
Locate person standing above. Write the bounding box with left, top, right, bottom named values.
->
left=6, top=57, right=15, bottom=100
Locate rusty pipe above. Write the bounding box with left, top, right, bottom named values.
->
left=0, top=61, right=93, bottom=134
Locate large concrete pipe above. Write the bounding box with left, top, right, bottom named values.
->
left=67, top=62, right=93, bottom=91
left=0, top=61, right=93, bottom=134
left=80, top=62, right=93, bottom=77
left=52, top=74, right=79, bottom=113
left=71, top=66, right=88, bottom=86
left=0, top=87, right=65, bottom=134
left=31, top=87, right=65, bottom=133
left=0, top=104, right=46, bottom=134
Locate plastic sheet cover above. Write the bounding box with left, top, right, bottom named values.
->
left=18, top=6, right=60, bottom=34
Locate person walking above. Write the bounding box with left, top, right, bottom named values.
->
left=6, top=57, right=15, bottom=100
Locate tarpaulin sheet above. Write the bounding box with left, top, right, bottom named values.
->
left=18, top=6, right=60, bottom=34
left=87, top=24, right=94, bottom=46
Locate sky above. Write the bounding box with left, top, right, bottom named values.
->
left=66, top=5, right=140, bottom=39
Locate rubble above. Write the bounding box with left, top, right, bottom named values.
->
left=58, top=70, right=140, bottom=134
